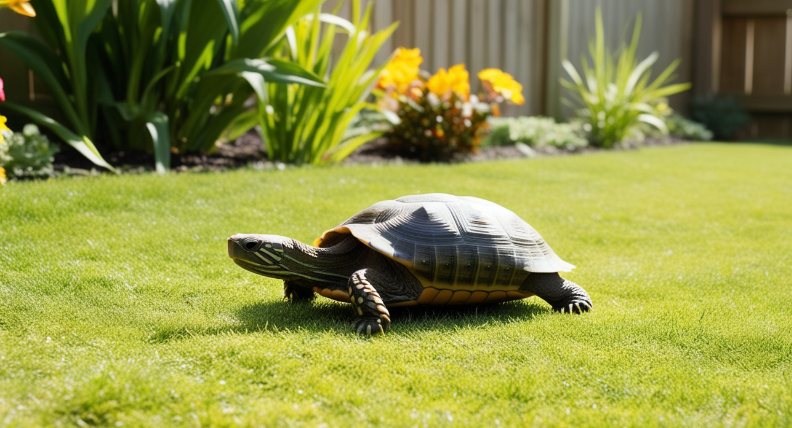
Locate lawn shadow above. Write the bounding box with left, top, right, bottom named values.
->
left=149, top=297, right=553, bottom=342
left=233, top=297, right=552, bottom=336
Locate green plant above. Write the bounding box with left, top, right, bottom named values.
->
left=561, top=9, right=690, bottom=148
left=665, top=114, right=713, bottom=141
left=0, top=0, right=325, bottom=172
left=689, top=96, right=750, bottom=140
left=0, top=123, right=59, bottom=178
left=484, top=116, right=588, bottom=150
left=258, top=1, right=396, bottom=165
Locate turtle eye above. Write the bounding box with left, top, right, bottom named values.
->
left=244, top=240, right=260, bottom=251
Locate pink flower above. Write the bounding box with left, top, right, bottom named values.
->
left=0, top=77, right=5, bottom=102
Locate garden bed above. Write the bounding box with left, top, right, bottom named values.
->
left=49, top=130, right=691, bottom=175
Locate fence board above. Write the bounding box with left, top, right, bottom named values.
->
left=486, top=0, right=501, bottom=68
left=753, top=17, right=786, bottom=96
left=373, top=0, right=394, bottom=66
left=468, top=0, right=487, bottom=78
left=413, top=0, right=432, bottom=69
left=450, top=0, right=468, bottom=66
left=432, top=0, right=450, bottom=72
left=720, top=17, right=748, bottom=94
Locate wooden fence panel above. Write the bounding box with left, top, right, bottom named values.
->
left=753, top=17, right=786, bottom=97
left=719, top=17, right=749, bottom=95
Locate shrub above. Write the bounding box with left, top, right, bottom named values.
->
left=484, top=116, right=588, bottom=150
left=0, top=124, right=59, bottom=178
left=665, top=114, right=713, bottom=141
left=377, top=49, right=524, bottom=161
left=561, top=9, right=690, bottom=148
left=689, top=96, right=750, bottom=140
left=0, top=0, right=325, bottom=172
left=258, top=1, right=397, bottom=165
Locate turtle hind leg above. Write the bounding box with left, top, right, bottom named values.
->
left=520, top=273, right=592, bottom=314
left=284, top=280, right=316, bottom=301
left=348, top=269, right=391, bottom=336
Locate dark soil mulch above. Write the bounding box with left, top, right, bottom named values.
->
left=52, top=129, right=689, bottom=174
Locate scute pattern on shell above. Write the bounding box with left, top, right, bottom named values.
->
left=316, top=194, right=574, bottom=284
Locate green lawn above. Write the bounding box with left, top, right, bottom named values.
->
left=1, top=143, right=791, bottom=427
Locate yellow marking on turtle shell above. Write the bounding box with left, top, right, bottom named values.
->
left=430, top=289, right=454, bottom=305
left=466, top=291, right=489, bottom=304
left=447, top=291, right=472, bottom=305
left=417, top=288, right=440, bottom=304
left=357, top=297, right=363, bottom=304
left=485, top=291, right=508, bottom=303
left=357, top=307, right=363, bottom=316
left=366, top=325, right=372, bottom=335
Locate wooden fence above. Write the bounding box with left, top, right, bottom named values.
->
left=695, top=0, right=792, bottom=139
left=326, top=0, right=694, bottom=118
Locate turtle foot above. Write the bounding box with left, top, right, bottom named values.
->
left=353, top=317, right=388, bottom=336
left=552, top=298, right=592, bottom=314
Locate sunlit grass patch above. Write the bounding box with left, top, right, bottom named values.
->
left=1, top=143, right=791, bottom=426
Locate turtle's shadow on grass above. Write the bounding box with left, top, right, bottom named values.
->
left=233, top=297, right=552, bottom=336
left=149, top=298, right=551, bottom=342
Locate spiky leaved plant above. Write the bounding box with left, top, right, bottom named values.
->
left=561, top=9, right=690, bottom=148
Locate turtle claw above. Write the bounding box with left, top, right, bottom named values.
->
left=553, top=299, right=592, bottom=314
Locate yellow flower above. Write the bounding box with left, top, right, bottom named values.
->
left=427, top=64, right=470, bottom=100
left=0, top=166, right=6, bottom=186
left=378, top=48, right=423, bottom=94
left=478, top=68, right=525, bottom=105
left=0, top=0, right=36, bottom=17
left=0, top=114, right=10, bottom=144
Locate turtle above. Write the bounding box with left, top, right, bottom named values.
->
left=228, top=193, right=591, bottom=335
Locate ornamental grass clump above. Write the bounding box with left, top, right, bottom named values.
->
left=378, top=49, right=524, bottom=161
left=258, top=0, right=397, bottom=165
left=561, top=9, right=690, bottom=148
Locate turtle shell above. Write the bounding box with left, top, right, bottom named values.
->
left=314, top=194, right=574, bottom=292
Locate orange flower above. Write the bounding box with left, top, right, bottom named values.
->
left=378, top=48, right=423, bottom=94
left=427, top=64, right=470, bottom=100
left=478, top=68, right=525, bottom=105
left=0, top=0, right=36, bottom=17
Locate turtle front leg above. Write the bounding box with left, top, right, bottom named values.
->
left=520, top=273, right=592, bottom=314
left=348, top=269, right=391, bottom=335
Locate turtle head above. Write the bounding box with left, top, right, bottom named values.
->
left=228, top=234, right=292, bottom=278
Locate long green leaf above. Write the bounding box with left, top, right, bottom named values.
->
left=1, top=102, right=114, bottom=171
left=0, top=32, right=85, bottom=135
left=205, top=58, right=326, bottom=87
left=145, top=112, right=171, bottom=173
